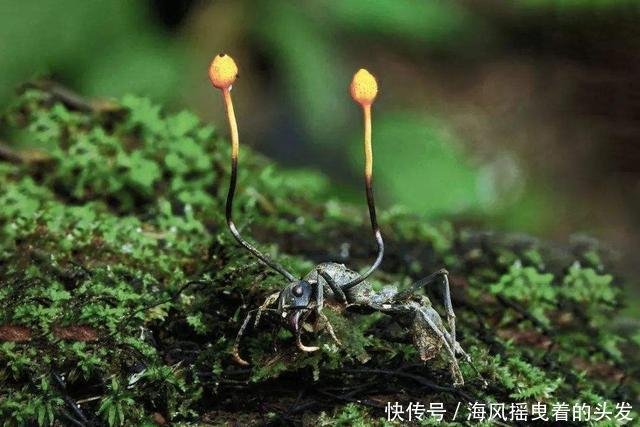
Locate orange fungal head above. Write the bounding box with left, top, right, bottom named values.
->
left=350, top=68, right=378, bottom=106
left=209, top=53, right=239, bottom=89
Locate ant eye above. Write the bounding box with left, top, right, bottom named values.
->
left=292, top=284, right=304, bottom=297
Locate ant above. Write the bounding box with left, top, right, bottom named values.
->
left=209, top=53, right=482, bottom=386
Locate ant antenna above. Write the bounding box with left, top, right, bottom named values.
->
left=341, top=69, right=384, bottom=290
left=209, top=53, right=296, bottom=282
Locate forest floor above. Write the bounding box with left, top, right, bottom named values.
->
left=0, top=85, right=638, bottom=426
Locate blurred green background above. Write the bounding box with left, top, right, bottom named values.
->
left=2, top=0, right=640, bottom=295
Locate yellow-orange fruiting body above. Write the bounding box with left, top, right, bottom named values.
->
left=350, top=68, right=378, bottom=106
left=209, top=53, right=238, bottom=89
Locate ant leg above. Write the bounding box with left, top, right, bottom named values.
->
left=313, top=279, right=324, bottom=313
left=317, top=268, right=348, bottom=304
left=254, top=292, right=279, bottom=327
left=448, top=336, right=488, bottom=388
left=319, top=311, right=341, bottom=345
left=295, top=310, right=320, bottom=353
left=418, top=307, right=464, bottom=387
left=312, top=278, right=341, bottom=345
left=316, top=281, right=340, bottom=343
left=232, top=310, right=254, bottom=366
left=440, top=272, right=456, bottom=351
left=395, top=269, right=456, bottom=350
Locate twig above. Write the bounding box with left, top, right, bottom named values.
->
left=52, top=373, right=93, bottom=426
left=340, top=367, right=475, bottom=401
left=20, top=80, right=94, bottom=112
left=75, top=396, right=102, bottom=405
left=316, top=388, right=385, bottom=409
left=0, top=142, right=23, bottom=164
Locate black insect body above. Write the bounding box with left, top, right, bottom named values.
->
left=231, top=261, right=468, bottom=386
left=209, top=54, right=478, bottom=386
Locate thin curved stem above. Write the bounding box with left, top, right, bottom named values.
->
left=342, top=104, right=384, bottom=290
left=222, top=88, right=296, bottom=282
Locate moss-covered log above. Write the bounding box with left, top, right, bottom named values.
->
left=0, top=87, right=638, bottom=426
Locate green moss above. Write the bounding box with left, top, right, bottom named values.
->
left=0, top=88, right=637, bottom=425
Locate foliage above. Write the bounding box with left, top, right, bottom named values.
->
left=0, top=89, right=637, bottom=425
left=0, top=1, right=185, bottom=105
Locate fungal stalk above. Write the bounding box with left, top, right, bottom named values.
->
left=209, top=53, right=296, bottom=281
left=341, top=69, right=384, bottom=290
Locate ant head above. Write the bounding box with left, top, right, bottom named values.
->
left=282, top=280, right=314, bottom=332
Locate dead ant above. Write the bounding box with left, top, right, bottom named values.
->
left=209, top=53, right=482, bottom=386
